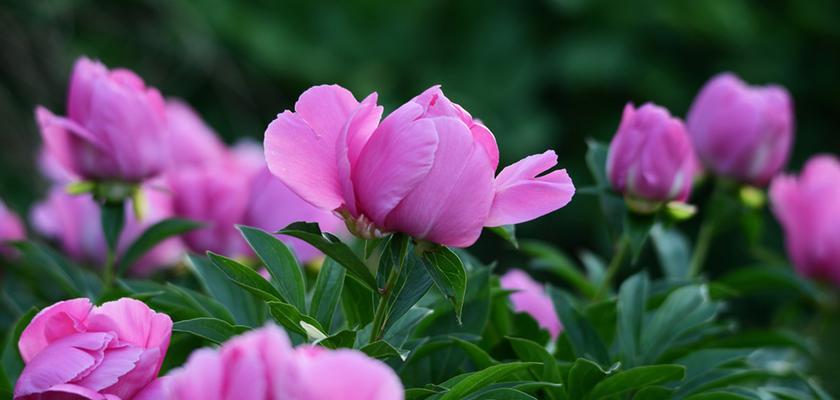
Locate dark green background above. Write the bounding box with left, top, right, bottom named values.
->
left=1, top=0, right=838, bottom=394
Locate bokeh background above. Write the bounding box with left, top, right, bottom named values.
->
left=1, top=0, right=839, bottom=394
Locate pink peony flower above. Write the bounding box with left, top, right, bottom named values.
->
left=607, top=103, right=697, bottom=211
left=500, top=269, right=563, bottom=340
left=165, top=99, right=228, bottom=168
left=686, top=73, right=794, bottom=186
left=770, top=155, right=840, bottom=285
left=35, top=57, right=169, bottom=182
left=15, top=298, right=172, bottom=400
left=164, top=325, right=403, bottom=400
left=264, top=85, right=574, bottom=247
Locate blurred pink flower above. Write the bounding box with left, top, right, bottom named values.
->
left=500, top=269, right=563, bottom=340
left=167, top=140, right=341, bottom=262
left=264, top=85, right=574, bottom=247
left=164, top=325, right=402, bottom=400
left=35, top=57, right=169, bottom=182
left=0, top=198, right=25, bottom=256
left=30, top=185, right=184, bottom=275
left=770, top=155, right=840, bottom=285
left=15, top=298, right=172, bottom=400
left=687, top=72, right=794, bottom=186
left=607, top=103, right=697, bottom=211
left=165, top=99, right=228, bottom=168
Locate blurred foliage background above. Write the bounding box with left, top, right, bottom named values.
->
left=1, top=0, right=839, bottom=394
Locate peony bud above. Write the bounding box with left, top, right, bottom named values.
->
left=607, top=103, right=697, bottom=212
left=686, top=73, right=794, bottom=186
left=769, top=155, right=840, bottom=285
left=15, top=298, right=172, bottom=400
left=265, top=85, right=574, bottom=247
left=36, top=57, right=169, bottom=183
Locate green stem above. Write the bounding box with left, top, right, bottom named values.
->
left=595, top=236, right=629, bottom=300
left=100, top=201, right=126, bottom=290
left=370, top=262, right=401, bottom=344
left=688, top=217, right=716, bottom=278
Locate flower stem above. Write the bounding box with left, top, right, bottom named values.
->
left=100, top=201, right=126, bottom=290
left=370, top=261, right=400, bottom=344
left=595, top=235, right=629, bottom=300
left=688, top=216, right=716, bottom=278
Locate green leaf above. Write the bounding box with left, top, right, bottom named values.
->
left=163, top=282, right=236, bottom=324
left=188, top=254, right=264, bottom=326
left=566, top=358, right=616, bottom=399
left=364, top=237, right=387, bottom=260
left=278, top=222, right=377, bottom=292
left=361, top=340, right=407, bottom=361
left=172, top=317, right=249, bottom=344
left=341, top=275, right=375, bottom=328
left=521, top=240, right=596, bottom=298
left=318, top=330, right=357, bottom=349
left=266, top=301, right=327, bottom=339
left=449, top=336, right=498, bottom=370
left=632, top=386, right=675, bottom=400
left=101, top=201, right=125, bottom=256
left=384, top=307, right=433, bottom=349
left=548, top=287, right=610, bottom=365
left=650, top=224, right=691, bottom=279
left=508, top=337, right=563, bottom=398
left=117, top=218, right=203, bottom=275
left=421, top=246, right=467, bottom=324
left=585, top=139, right=609, bottom=187
left=624, top=212, right=655, bottom=263
left=640, top=285, right=718, bottom=364
left=12, top=241, right=92, bottom=298
left=377, top=237, right=434, bottom=338
left=439, top=362, right=539, bottom=400
left=588, top=365, right=685, bottom=399
left=488, top=225, right=519, bottom=249
left=616, top=272, right=649, bottom=368
left=309, top=258, right=345, bottom=331
left=206, top=251, right=284, bottom=302
left=1, top=308, right=37, bottom=389
left=238, top=225, right=306, bottom=311
left=470, top=388, right=537, bottom=400
left=718, top=265, right=820, bottom=301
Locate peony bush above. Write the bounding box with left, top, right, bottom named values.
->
left=0, top=57, right=836, bottom=399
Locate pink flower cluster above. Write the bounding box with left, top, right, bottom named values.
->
left=165, top=325, right=403, bottom=400
left=31, top=57, right=343, bottom=272
left=606, top=73, right=794, bottom=210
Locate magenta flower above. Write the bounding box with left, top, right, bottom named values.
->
left=30, top=185, right=184, bottom=275
left=264, top=85, right=574, bottom=247
left=770, top=155, right=840, bottom=285
left=687, top=73, right=794, bottom=186
left=35, top=57, right=169, bottom=182
left=500, top=269, right=563, bottom=340
left=164, top=325, right=403, bottom=400
left=0, top=198, right=25, bottom=256
left=607, top=103, right=697, bottom=211
left=15, top=298, right=172, bottom=400
left=165, top=99, right=228, bottom=168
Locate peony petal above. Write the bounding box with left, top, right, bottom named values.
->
left=166, top=349, right=223, bottom=400
left=74, top=345, right=143, bottom=392
left=19, top=298, right=93, bottom=363
left=264, top=110, right=345, bottom=211
left=295, top=349, right=404, bottom=400
left=14, top=333, right=112, bottom=399
left=384, top=117, right=495, bottom=247
left=336, top=93, right=383, bottom=216
left=85, top=298, right=172, bottom=358
left=132, top=377, right=168, bottom=400
left=353, top=112, right=438, bottom=227
left=16, top=383, right=109, bottom=400
left=500, top=269, right=563, bottom=340
left=485, top=151, right=575, bottom=227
